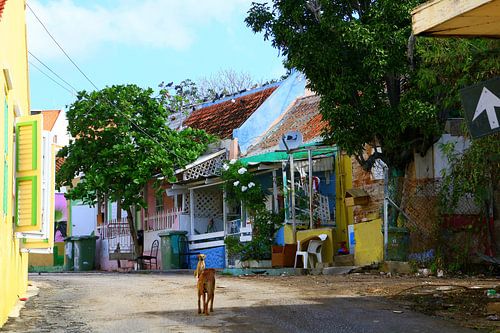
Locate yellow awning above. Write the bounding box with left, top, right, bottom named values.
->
left=412, top=0, right=500, bottom=38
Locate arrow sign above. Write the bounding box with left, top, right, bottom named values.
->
left=472, top=87, right=499, bottom=129
left=460, top=77, right=500, bottom=139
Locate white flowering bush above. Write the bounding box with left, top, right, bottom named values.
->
left=221, top=159, right=285, bottom=261
left=220, top=159, right=264, bottom=211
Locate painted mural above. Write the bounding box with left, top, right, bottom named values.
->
left=54, top=193, right=68, bottom=242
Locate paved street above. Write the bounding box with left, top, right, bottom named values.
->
left=0, top=272, right=485, bottom=333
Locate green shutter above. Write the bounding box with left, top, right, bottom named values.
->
left=3, top=97, right=8, bottom=214
left=14, top=115, right=43, bottom=233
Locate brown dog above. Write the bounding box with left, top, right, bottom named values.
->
left=197, top=268, right=215, bottom=315
left=194, top=254, right=206, bottom=279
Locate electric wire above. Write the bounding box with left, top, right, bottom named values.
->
left=26, top=1, right=192, bottom=166
left=28, top=60, right=75, bottom=96
left=26, top=2, right=99, bottom=91
left=28, top=51, right=78, bottom=93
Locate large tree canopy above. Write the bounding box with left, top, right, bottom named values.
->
left=57, top=84, right=212, bottom=254
left=246, top=0, right=500, bottom=171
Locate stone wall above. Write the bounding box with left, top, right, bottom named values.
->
left=351, top=156, right=384, bottom=223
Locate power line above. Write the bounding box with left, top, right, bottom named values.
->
left=28, top=51, right=78, bottom=93
left=29, top=60, right=75, bottom=95
left=26, top=2, right=99, bottom=91
left=26, top=1, right=192, bottom=166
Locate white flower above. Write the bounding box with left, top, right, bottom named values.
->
left=222, top=163, right=229, bottom=171
left=241, top=186, right=248, bottom=192
left=248, top=182, right=255, bottom=188
left=229, top=159, right=237, bottom=165
left=233, top=181, right=240, bottom=187
left=237, top=167, right=247, bottom=174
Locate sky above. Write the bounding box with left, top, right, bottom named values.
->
left=26, top=0, right=285, bottom=111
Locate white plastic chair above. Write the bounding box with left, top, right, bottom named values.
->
left=294, top=234, right=327, bottom=268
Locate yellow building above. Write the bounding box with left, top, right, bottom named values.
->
left=0, top=0, right=53, bottom=327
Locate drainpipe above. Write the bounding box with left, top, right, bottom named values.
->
left=189, top=189, right=195, bottom=236
left=282, top=162, right=289, bottom=221
left=272, top=170, right=279, bottom=214
left=290, top=154, right=296, bottom=243
left=383, top=165, right=389, bottom=260
left=223, top=190, right=227, bottom=236
left=308, top=149, right=313, bottom=229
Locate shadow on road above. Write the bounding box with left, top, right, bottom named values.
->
left=141, top=296, right=478, bottom=333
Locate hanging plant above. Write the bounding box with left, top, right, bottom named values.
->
left=221, top=159, right=265, bottom=212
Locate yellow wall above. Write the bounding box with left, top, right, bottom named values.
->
left=335, top=152, right=353, bottom=246
left=284, top=225, right=335, bottom=264
left=282, top=151, right=354, bottom=261
left=29, top=253, right=53, bottom=267
left=0, top=0, right=32, bottom=327
left=353, top=218, right=384, bottom=266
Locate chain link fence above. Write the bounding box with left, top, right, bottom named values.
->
left=387, top=176, right=487, bottom=267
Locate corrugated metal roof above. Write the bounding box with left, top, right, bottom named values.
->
left=240, top=145, right=335, bottom=164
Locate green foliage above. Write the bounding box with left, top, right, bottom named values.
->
left=57, top=84, right=212, bottom=211
left=437, top=133, right=499, bottom=273
left=224, top=208, right=285, bottom=261
left=224, top=234, right=245, bottom=258
left=439, top=133, right=500, bottom=213
left=54, top=210, right=63, bottom=222
left=221, top=160, right=265, bottom=212
left=246, top=1, right=500, bottom=171
left=158, top=79, right=201, bottom=114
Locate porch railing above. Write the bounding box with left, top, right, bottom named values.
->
left=188, top=231, right=225, bottom=250
left=225, top=219, right=252, bottom=242
left=97, top=218, right=134, bottom=255
left=144, top=208, right=182, bottom=231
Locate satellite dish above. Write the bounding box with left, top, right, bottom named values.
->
left=279, top=131, right=303, bottom=151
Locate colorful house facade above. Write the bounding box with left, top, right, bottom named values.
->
left=0, top=0, right=54, bottom=327
left=96, top=72, right=308, bottom=270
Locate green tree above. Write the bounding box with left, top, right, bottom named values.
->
left=440, top=133, right=500, bottom=215
left=246, top=1, right=500, bottom=172
left=56, top=84, right=212, bottom=255
left=159, top=79, right=201, bottom=113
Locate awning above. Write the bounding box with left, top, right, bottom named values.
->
left=412, top=0, right=500, bottom=38
left=240, top=146, right=336, bottom=165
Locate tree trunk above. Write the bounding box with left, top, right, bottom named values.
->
left=126, top=207, right=141, bottom=257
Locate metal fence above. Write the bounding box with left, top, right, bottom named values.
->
left=386, top=174, right=486, bottom=264
left=97, top=218, right=133, bottom=254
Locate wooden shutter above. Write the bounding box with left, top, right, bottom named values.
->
left=21, top=133, right=55, bottom=251
left=15, top=115, right=42, bottom=233
left=3, top=91, right=8, bottom=214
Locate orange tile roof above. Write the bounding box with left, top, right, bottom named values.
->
left=55, top=157, right=65, bottom=173
left=183, top=86, right=278, bottom=139
left=247, top=95, right=327, bottom=154
left=35, top=110, right=61, bottom=131
left=0, top=0, right=7, bottom=21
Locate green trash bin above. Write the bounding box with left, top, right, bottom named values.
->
left=63, top=237, right=75, bottom=271
left=159, top=231, right=188, bottom=270
left=386, top=227, right=410, bottom=261
left=64, top=236, right=99, bottom=271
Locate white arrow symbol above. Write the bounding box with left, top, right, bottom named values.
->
left=473, top=87, right=500, bottom=129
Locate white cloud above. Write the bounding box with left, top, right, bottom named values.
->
left=27, top=0, right=252, bottom=59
